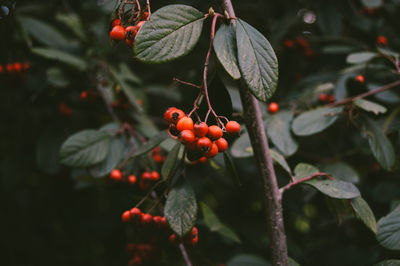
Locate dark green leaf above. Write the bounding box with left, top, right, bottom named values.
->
left=270, top=149, right=292, bottom=175
left=320, top=162, right=360, bottom=183
left=161, top=142, right=181, bottom=180
left=346, top=52, right=377, bottom=64
left=134, top=4, right=205, bottom=63
left=292, top=106, right=344, bottom=136
left=231, top=132, right=253, bottom=158
left=377, top=206, right=400, bottom=250
left=265, top=111, right=298, bottom=156
left=59, top=130, right=111, bottom=168
left=236, top=19, right=278, bottom=102
left=46, top=68, right=70, bottom=88
left=362, top=117, right=396, bottom=170
left=227, top=254, right=270, bottom=266
left=374, top=260, right=400, bottom=266
left=32, top=48, right=87, bottom=71
left=131, top=131, right=168, bottom=158
left=165, top=180, right=197, bottom=237
left=354, top=98, right=387, bottom=115
left=294, top=163, right=319, bottom=180
left=214, top=24, right=241, bottom=80
left=56, top=12, right=86, bottom=41
left=361, top=0, right=383, bottom=8
left=351, top=197, right=377, bottom=234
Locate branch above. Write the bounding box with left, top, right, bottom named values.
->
left=279, top=173, right=333, bottom=194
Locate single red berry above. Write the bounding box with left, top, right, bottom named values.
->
left=110, top=169, right=123, bottom=180
left=197, top=137, right=213, bottom=153
left=153, top=215, right=162, bottom=226
left=199, top=156, right=207, bottom=163
left=377, top=35, right=388, bottom=46
left=207, top=125, right=223, bottom=140
left=194, top=122, right=208, bottom=137
left=268, top=102, right=279, bottom=114
left=130, top=207, right=142, bottom=220
left=136, top=21, right=145, bottom=32
left=179, top=130, right=196, bottom=144
left=125, top=25, right=137, bottom=40
left=111, top=19, right=122, bottom=27
left=109, top=25, right=126, bottom=41
left=121, top=210, right=131, bottom=222
left=355, top=75, right=365, bottom=83
left=176, top=116, right=194, bottom=131
left=283, top=39, right=295, bottom=48
left=171, top=109, right=185, bottom=124
left=80, top=91, right=88, bottom=99
left=328, top=95, right=335, bottom=103
left=13, top=62, right=22, bottom=72
left=23, top=62, right=30, bottom=70
left=205, top=143, right=219, bottom=158
left=6, top=63, right=14, bottom=72
left=142, top=12, right=149, bottom=20
left=153, top=154, right=163, bottom=163
left=141, top=213, right=153, bottom=224
left=150, top=171, right=159, bottom=181
left=163, top=107, right=178, bottom=123
left=191, top=236, right=199, bottom=245
left=318, top=93, right=328, bottom=102
left=161, top=216, right=168, bottom=228
left=169, top=234, right=180, bottom=245
left=125, top=38, right=135, bottom=48
left=128, top=175, right=137, bottom=184
left=216, top=138, right=228, bottom=152
left=141, top=172, right=152, bottom=181
left=0, top=64, right=3, bottom=72
left=225, top=121, right=241, bottom=134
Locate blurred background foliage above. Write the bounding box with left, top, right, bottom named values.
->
left=1, top=0, right=400, bottom=265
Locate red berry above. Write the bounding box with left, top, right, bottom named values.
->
left=125, top=38, right=135, bottom=48
left=171, top=109, right=185, bottom=124
left=130, top=208, right=142, bottom=220
left=110, top=169, right=123, bottom=180
left=268, top=102, right=279, bottom=114
left=205, top=143, right=219, bottom=158
left=194, top=122, right=208, bottom=137
left=216, top=138, right=228, bottom=152
left=23, top=62, right=30, bottom=70
left=6, top=63, right=13, bottom=72
left=176, top=117, right=194, bottom=131
left=328, top=95, right=335, bottom=103
left=355, top=75, right=365, bottom=83
left=110, top=25, right=126, bottom=41
left=283, top=39, right=295, bottom=48
left=141, top=213, right=153, bottom=224
left=207, top=125, right=223, bottom=140
left=125, top=25, right=137, bottom=40
left=111, top=19, right=122, bottom=27
left=199, top=156, right=207, bottom=163
left=169, top=234, right=180, bottom=245
left=161, top=216, right=168, bottom=228
left=197, top=137, right=213, bottom=153
left=13, top=62, right=22, bottom=72
left=0, top=64, right=3, bottom=72
left=185, top=226, right=199, bottom=245
left=318, top=93, right=328, bottom=102
left=377, top=35, right=388, bottom=46
left=225, top=121, right=240, bottom=134
left=141, top=171, right=152, bottom=181
left=179, top=130, right=195, bottom=144
left=142, top=12, right=149, bottom=20
left=153, top=154, right=163, bottom=163
left=136, top=21, right=145, bottom=32
left=128, top=256, right=142, bottom=266
left=150, top=171, right=159, bottom=181
left=128, top=175, right=137, bottom=184
left=59, top=103, right=72, bottom=116
left=80, top=91, right=88, bottom=99
left=153, top=215, right=162, bottom=226
left=122, top=211, right=131, bottom=222
left=163, top=107, right=177, bottom=123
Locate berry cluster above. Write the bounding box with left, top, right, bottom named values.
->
left=169, top=226, right=198, bottom=246
left=163, top=107, right=240, bottom=163
left=127, top=243, right=156, bottom=266
left=318, top=93, right=335, bottom=103
left=283, top=37, right=315, bottom=57
left=109, top=12, right=149, bottom=47
left=151, top=146, right=166, bottom=163
left=110, top=169, right=160, bottom=190
left=0, top=62, right=30, bottom=74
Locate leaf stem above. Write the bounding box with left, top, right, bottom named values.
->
left=279, top=172, right=333, bottom=194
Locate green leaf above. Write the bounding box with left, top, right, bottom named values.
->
left=59, top=130, right=111, bottom=168
left=362, top=117, right=396, bottom=170
left=46, top=67, right=70, bottom=88
left=294, top=163, right=360, bottom=199
left=214, top=24, right=241, bottom=80
left=55, top=12, right=86, bottom=41
left=165, top=180, right=197, bottom=237
left=236, top=19, right=278, bottom=102
left=131, top=131, right=168, bottom=158
left=200, top=202, right=241, bottom=243
left=292, top=106, right=344, bottom=136
left=346, top=52, right=377, bottom=64
left=227, top=254, right=270, bottom=266
left=270, top=149, right=292, bottom=175
left=374, top=260, right=400, bottom=266
left=161, top=142, right=181, bottom=180
left=89, top=136, right=128, bottom=177
left=265, top=111, right=298, bottom=156
left=289, top=258, right=301, bottom=266
left=377, top=206, right=400, bottom=250
left=320, top=162, right=360, bottom=183
left=351, top=197, right=377, bottom=234
left=231, top=132, right=253, bottom=158
left=32, top=48, right=87, bottom=71
left=18, top=16, right=73, bottom=50
left=354, top=98, right=387, bottom=115
left=134, top=4, right=205, bottom=63
left=361, top=0, right=383, bottom=8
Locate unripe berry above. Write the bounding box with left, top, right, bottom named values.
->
left=110, top=25, right=126, bottom=41
left=268, top=102, right=279, bottom=114
left=205, top=143, right=219, bottom=158
left=216, top=138, right=228, bottom=152
left=197, top=137, right=213, bottom=153
left=207, top=125, right=223, bottom=140
left=176, top=116, right=194, bottom=131
left=122, top=211, right=131, bottom=222
left=225, top=121, right=240, bottom=134
left=110, top=169, right=123, bottom=180
left=179, top=130, right=195, bottom=144
left=194, top=122, right=208, bottom=137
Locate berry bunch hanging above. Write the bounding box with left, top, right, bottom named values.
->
left=109, top=168, right=159, bottom=189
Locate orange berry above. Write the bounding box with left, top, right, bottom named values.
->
left=110, top=25, right=126, bottom=41
left=110, top=169, right=123, bottom=180
left=171, top=109, right=185, bottom=124
left=377, top=35, right=388, bottom=46
left=121, top=211, right=131, bottom=222
left=136, top=21, right=145, bottom=32
left=355, top=75, right=365, bottom=83
left=125, top=25, right=137, bottom=40
left=164, top=107, right=177, bottom=123
left=216, top=138, right=228, bottom=152
left=194, top=122, right=208, bottom=137
left=268, top=102, right=279, bottom=114
left=128, top=175, right=137, bottom=184
left=205, top=143, right=218, bottom=158
left=179, top=130, right=195, bottom=144
left=207, top=125, right=223, bottom=140
left=176, top=116, right=194, bottom=131
left=197, top=137, right=212, bottom=153
left=225, top=121, right=240, bottom=134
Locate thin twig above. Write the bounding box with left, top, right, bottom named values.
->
left=279, top=173, right=333, bottom=194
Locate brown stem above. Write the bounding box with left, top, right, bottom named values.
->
left=220, top=1, right=289, bottom=265
left=328, top=79, right=400, bottom=107
left=279, top=173, right=333, bottom=194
